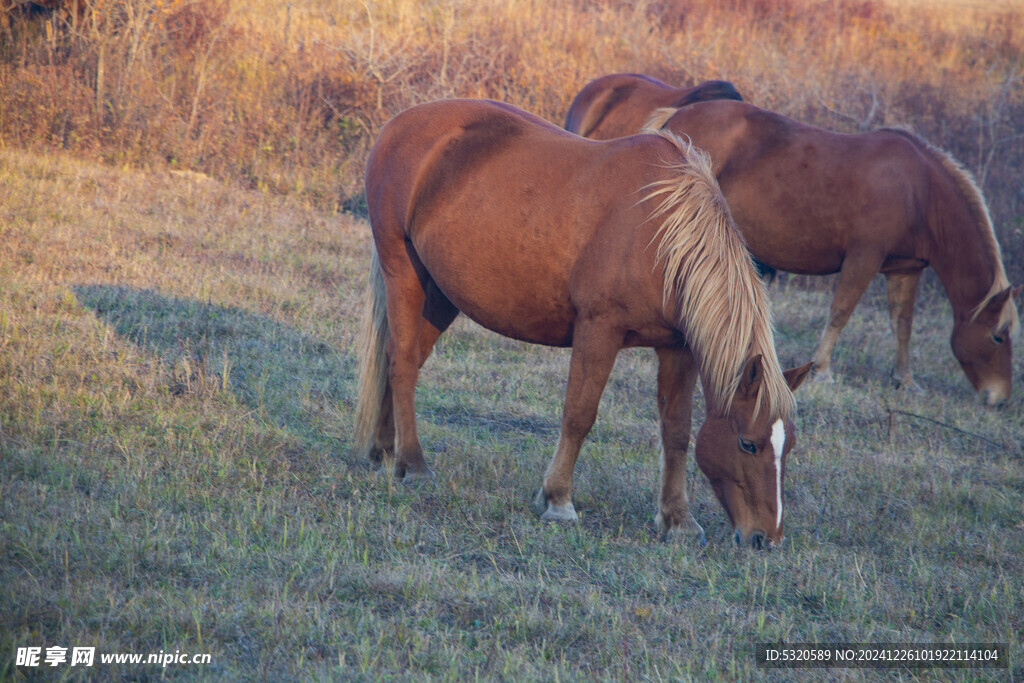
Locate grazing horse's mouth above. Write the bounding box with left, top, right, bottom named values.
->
left=978, top=386, right=1009, bottom=407
left=735, top=529, right=780, bottom=551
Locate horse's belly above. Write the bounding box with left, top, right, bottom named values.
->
left=417, top=240, right=578, bottom=347
left=733, top=210, right=846, bottom=275
left=756, top=244, right=844, bottom=275
left=459, top=306, right=575, bottom=347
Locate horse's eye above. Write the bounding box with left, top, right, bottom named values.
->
left=992, top=334, right=1005, bottom=345
left=739, top=438, right=757, bottom=454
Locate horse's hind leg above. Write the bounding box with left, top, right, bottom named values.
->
left=381, top=256, right=459, bottom=481
left=653, top=347, right=705, bottom=543
left=366, top=283, right=458, bottom=468
left=811, top=253, right=883, bottom=382
left=884, top=268, right=924, bottom=392
left=367, top=382, right=394, bottom=465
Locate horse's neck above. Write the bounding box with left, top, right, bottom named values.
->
left=927, top=206, right=1002, bottom=320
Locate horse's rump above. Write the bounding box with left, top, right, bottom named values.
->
left=565, top=74, right=742, bottom=139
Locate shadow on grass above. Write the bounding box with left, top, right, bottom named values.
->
left=425, top=404, right=559, bottom=437
left=74, top=284, right=355, bottom=448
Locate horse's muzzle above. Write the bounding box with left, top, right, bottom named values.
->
left=979, top=386, right=1009, bottom=407
left=735, top=529, right=776, bottom=551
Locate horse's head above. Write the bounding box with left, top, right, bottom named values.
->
left=695, top=357, right=812, bottom=549
left=951, top=285, right=1022, bottom=406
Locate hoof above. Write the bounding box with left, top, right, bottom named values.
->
left=361, top=445, right=390, bottom=468
left=399, top=466, right=435, bottom=484
left=895, top=379, right=924, bottom=394
left=531, top=488, right=548, bottom=516
left=810, top=368, right=834, bottom=384
left=655, top=511, right=706, bottom=545
left=541, top=503, right=579, bottom=522
left=533, top=488, right=578, bottom=522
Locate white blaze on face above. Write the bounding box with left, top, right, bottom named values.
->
left=770, top=419, right=786, bottom=530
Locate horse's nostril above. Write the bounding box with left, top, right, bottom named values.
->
left=749, top=531, right=767, bottom=550
left=733, top=530, right=742, bottom=547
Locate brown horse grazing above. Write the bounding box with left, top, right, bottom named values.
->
left=564, top=73, right=742, bottom=141
left=355, top=99, right=812, bottom=548
left=567, top=75, right=1022, bottom=405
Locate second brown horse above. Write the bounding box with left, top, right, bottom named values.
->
left=567, top=74, right=1021, bottom=405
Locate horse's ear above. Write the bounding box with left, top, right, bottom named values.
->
left=1013, top=283, right=1024, bottom=300
left=737, top=354, right=764, bottom=400
left=783, top=362, right=814, bottom=392
left=983, top=286, right=1013, bottom=316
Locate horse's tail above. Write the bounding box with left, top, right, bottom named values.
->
left=353, top=247, right=389, bottom=460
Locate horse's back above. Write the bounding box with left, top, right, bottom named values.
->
left=663, top=100, right=799, bottom=171
left=666, top=99, right=930, bottom=183
left=367, top=100, right=553, bottom=228
left=368, top=99, right=655, bottom=237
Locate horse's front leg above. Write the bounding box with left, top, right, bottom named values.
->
left=884, top=268, right=924, bottom=392
left=653, top=347, right=705, bottom=543
left=534, top=322, right=623, bottom=522
left=811, top=252, right=884, bottom=382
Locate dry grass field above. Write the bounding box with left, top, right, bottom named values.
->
left=2, top=0, right=1023, bottom=274
left=2, top=0, right=1023, bottom=680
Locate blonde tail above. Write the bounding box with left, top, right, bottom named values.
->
left=353, top=248, right=389, bottom=460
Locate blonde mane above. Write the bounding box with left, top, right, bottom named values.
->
left=644, top=131, right=795, bottom=419
left=934, top=146, right=1019, bottom=337
left=642, top=107, right=678, bottom=134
